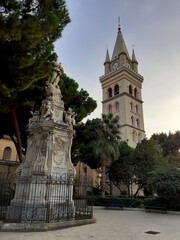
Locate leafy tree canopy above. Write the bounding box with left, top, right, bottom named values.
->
left=132, top=138, right=161, bottom=196
left=0, top=0, right=70, bottom=101
left=151, top=131, right=180, bottom=157
left=91, top=113, right=121, bottom=165
left=147, top=165, right=180, bottom=209
left=108, top=141, right=134, bottom=195
left=91, top=113, right=121, bottom=196
left=60, top=74, right=97, bottom=123
left=72, top=118, right=102, bottom=169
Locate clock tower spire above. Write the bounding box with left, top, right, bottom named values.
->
left=100, top=25, right=145, bottom=148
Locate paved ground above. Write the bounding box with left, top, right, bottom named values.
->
left=0, top=208, right=180, bottom=240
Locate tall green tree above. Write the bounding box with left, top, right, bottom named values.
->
left=108, top=141, right=134, bottom=196
left=132, top=138, right=160, bottom=196
left=0, top=0, right=70, bottom=161
left=147, top=165, right=180, bottom=210
left=91, top=113, right=121, bottom=197
left=72, top=118, right=102, bottom=169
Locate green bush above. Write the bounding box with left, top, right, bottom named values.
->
left=87, top=195, right=180, bottom=211
left=88, top=195, right=153, bottom=208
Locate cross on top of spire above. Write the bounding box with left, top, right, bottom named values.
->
left=118, top=17, right=121, bottom=32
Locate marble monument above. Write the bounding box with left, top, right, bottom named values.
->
left=7, top=62, right=76, bottom=222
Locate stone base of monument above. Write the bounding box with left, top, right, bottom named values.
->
left=6, top=200, right=75, bottom=223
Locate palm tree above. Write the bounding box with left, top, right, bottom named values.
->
left=92, top=113, right=121, bottom=197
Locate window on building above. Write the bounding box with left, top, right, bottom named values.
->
left=108, top=105, right=112, bottom=113
left=114, top=85, right=119, bottom=95
left=134, top=88, right=137, bottom=98
left=3, top=147, right=12, bottom=160
left=129, top=85, right=133, bottom=95
left=138, top=133, right=141, bottom=142
left=108, top=88, right=112, bottom=98
left=116, top=102, right=119, bottom=111
left=136, top=118, right=140, bottom=128
left=130, top=102, right=133, bottom=111
left=131, top=116, right=134, bottom=125
left=135, top=104, right=138, bottom=113
left=132, top=131, right=136, bottom=142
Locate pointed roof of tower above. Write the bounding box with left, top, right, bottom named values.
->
left=104, top=48, right=110, bottom=63
left=111, top=26, right=130, bottom=61
left=132, top=47, right=138, bottom=63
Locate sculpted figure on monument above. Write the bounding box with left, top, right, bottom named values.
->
left=46, top=62, right=64, bottom=100
left=71, top=111, right=77, bottom=125
left=42, top=101, right=53, bottom=119
left=28, top=110, right=40, bottom=127
left=64, top=108, right=76, bottom=126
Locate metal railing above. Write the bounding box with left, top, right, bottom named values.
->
left=0, top=172, right=93, bottom=223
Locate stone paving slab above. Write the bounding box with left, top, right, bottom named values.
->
left=0, top=208, right=180, bottom=240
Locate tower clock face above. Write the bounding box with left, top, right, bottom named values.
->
left=112, top=62, right=118, bottom=70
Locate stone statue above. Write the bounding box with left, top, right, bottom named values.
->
left=45, top=62, right=64, bottom=100
left=64, top=108, right=77, bottom=126
left=71, top=112, right=77, bottom=125
left=28, top=110, right=40, bottom=127
left=40, top=100, right=53, bottom=119
left=49, top=62, right=63, bottom=86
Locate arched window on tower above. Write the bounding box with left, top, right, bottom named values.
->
left=130, top=102, right=133, bottom=111
left=134, top=88, right=137, bottom=98
left=3, top=147, right=12, bottom=160
left=108, top=105, right=112, bottom=113
left=129, top=85, right=133, bottom=95
left=136, top=118, right=140, bottom=128
left=114, top=85, right=119, bottom=95
left=116, top=102, right=119, bottom=111
left=132, top=131, right=137, bottom=142
left=138, top=133, right=141, bottom=142
left=131, top=116, right=134, bottom=126
left=108, top=88, right=112, bottom=98
left=135, top=104, right=138, bottom=114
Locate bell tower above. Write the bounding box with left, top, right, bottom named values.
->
left=100, top=25, right=145, bottom=148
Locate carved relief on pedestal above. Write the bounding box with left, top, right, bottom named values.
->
left=33, top=133, right=49, bottom=175
left=52, top=106, right=64, bottom=123
left=53, top=136, right=66, bottom=166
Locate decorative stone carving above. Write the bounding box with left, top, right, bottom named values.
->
left=64, top=107, right=77, bottom=126
left=28, top=110, right=40, bottom=127
left=46, top=62, right=64, bottom=101
left=32, top=133, right=48, bottom=175
left=40, top=100, right=53, bottom=120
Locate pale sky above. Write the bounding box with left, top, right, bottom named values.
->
left=55, top=0, right=180, bottom=138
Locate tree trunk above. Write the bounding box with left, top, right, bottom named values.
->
left=109, top=181, right=113, bottom=196
left=127, top=185, right=130, bottom=196
left=133, top=184, right=144, bottom=197
left=11, top=107, right=23, bottom=163
left=101, top=160, right=106, bottom=197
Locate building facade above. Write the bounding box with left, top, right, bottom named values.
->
left=100, top=26, right=145, bottom=148
left=0, top=136, right=19, bottom=175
